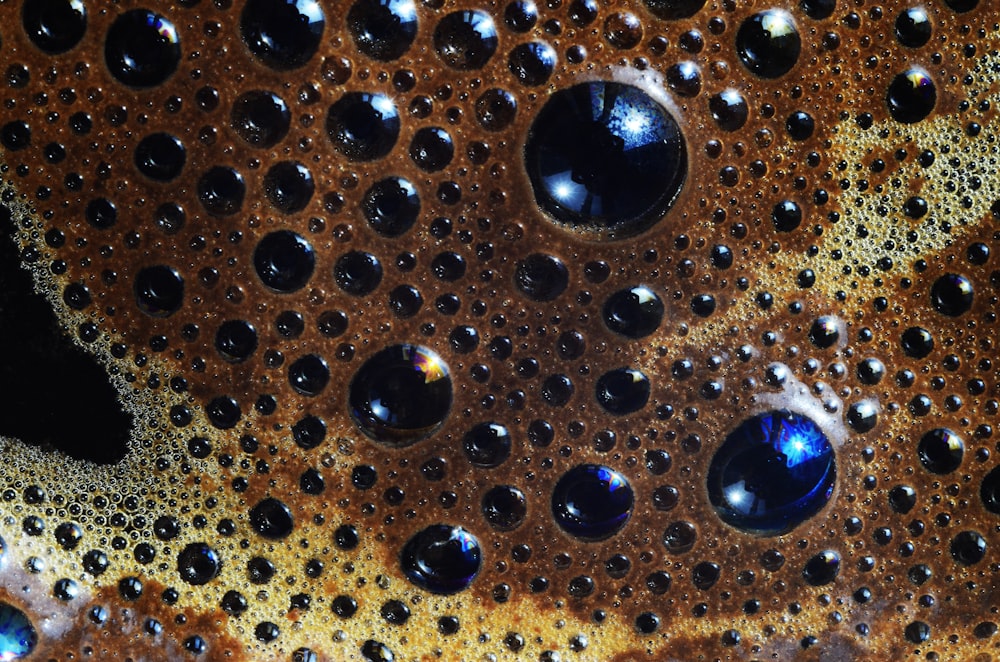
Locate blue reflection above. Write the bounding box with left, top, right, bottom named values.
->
left=0, top=603, right=35, bottom=660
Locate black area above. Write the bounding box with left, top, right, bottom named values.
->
left=0, top=204, right=130, bottom=463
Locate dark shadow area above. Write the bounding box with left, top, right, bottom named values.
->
left=0, top=203, right=131, bottom=464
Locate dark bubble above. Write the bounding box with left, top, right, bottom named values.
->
left=254, top=231, right=315, bottom=293
left=802, top=550, right=840, bottom=586
left=400, top=524, right=481, bottom=594
left=348, top=0, right=418, bottom=61
left=327, top=92, right=400, bottom=161
left=363, top=177, right=419, bottom=237
left=462, top=423, right=511, bottom=468
left=198, top=167, right=245, bottom=217
left=288, top=354, right=330, bottom=396
left=388, top=285, right=423, bottom=318
left=134, top=265, right=184, bottom=317
left=772, top=200, right=802, bottom=232
left=154, top=202, right=185, bottom=234
left=240, top=0, right=325, bottom=70
left=134, top=133, right=186, bottom=182
left=264, top=162, right=314, bottom=214
left=900, top=326, right=934, bottom=358
left=786, top=111, right=815, bottom=140
left=541, top=374, right=574, bottom=407
left=215, top=320, right=258, bottom=362
left=515, top=253, right=568, bottom=302
left=349, top=344, right=452, bottom=446
left=736, top=10, right=800, bottom=78
left=808, top=316, right=840, bottom=348
left=481, top=485, right=526, bottom=531
left=690, top=293, right=716, bottom=317
left=0, top=121, right=31, bottom=151
left=918, top=428, right=963, bottom=474
left=663, top=520, right=697, bottom=554
left=552, top=464, right=633, bottom=541
left=980, top=467, right=1000, bottom=514
left=950, top=530, right=986, bottom=565
left=334, top=251, right=383, bottom=295
left=887, top=69, right=936, bottom=124
left=895, top=7, right=931, bottom=48
left=888, top=485, right=917, bottom=514
left=85, top=198, right=117, bottom=229
left=709, top=90, right=748, bottom=131
left=944, top=0, right=978, bottom=13
left=206, top=396, right=241, bottom=429
left=666, top=61, right=701, bottom=97
left=857, top=358, right=885, bottom=385
left=846, top=400, right=878, bottom=433
left=434, top=10, right=498, bottom=70
left=475, top=88, right=517, bottom=131
left=292, top=415, right=326, bottom=450
left=930, top=273, right=974, bottom=317
left=409, top=127, right=454, bottom=172
left=0, top=602, right=37, bottom=658
left=449, top=325, right=479, bottom=354
left=708, top=410, right=835, bottom=535
left=231, top=91, right=291, bottom=148
left=508, top=42, right=556, bottom=86
left=249, top=498, right=294, bottom=540
left=104, top=10, right=180, bottom=88
left=504, top=0, right=537, bottom=31
left=643, top=0, right=705, bottom=20
left=905, top=621, right=931, bottom=645
left=177, top=543, right=221, bottom=586
left=23, top=0, right=87, bottom=54
left=799, top=0, right=836, bottom=19
left=431, top=252, right=466, bottom=281
left=524, top=81, right=686, bottom=238
left=603, top=285, right=663, bottom=338
left=595, top=368, right=650, bottom=415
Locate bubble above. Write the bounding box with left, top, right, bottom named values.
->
left=348, top=0, right=418, bottom=61
left=400, top=524, right=481, bottom=594
left=895, top=7, right=931, bottom=48
left=808, top=316, right=840, bottom=348
left=709, top=90, right=748, bottom=131
left=541, top=374, right=574, bottom=407
left=23, top=0, right=86, bottom=54
left=253, top=231, right=314, bottom=294
left=134, top=265, right=184, bottom=317
left=514, top=253, right=568, bottom=302
left=177, top=543, right=221, bottom=586
left=462, top=422, right=512, bottom=468
left=249, top=498, right=294, bottom=540
left=362, top=177, right=419, bottom=237
left=944, top=0, right=978, bottom=13
left=771, top=200, right=802, bottom=232
left=662, top=520, right=697, bottom=554
left=888, top=485, right=917, bottom=514
left=930, top=273, right=974, bottom=317
left=887, top=69, right=936, bottom=124
left=104, top=10, right=179, bottom=88
left=690, top=293, right=716, bottom=317
left=950, top=530, right=986, bottom=565
left=481, top=485, right=527, bottom=530
left=292, top=415, right=326, bottom=450
left=551, top=464, right=633, bottom=541
left=800, top=0, right=835, bottom=19
left=434, top=10, right=498, bottom=70
left=349, top=344, right=452, bottom=446
left=0, top=121, right=30, bottom=151
left=524, top=81, right=687, bottom=238
left=802, top=550, right=840, bottom=586
left=504, top=0, right=537, bottom=31
left=981, top=467, right=1000, bottom=514
left=388, top=285, right=423, bottom=318
left=785, top=111, right=815, bottom=140
left=198, top=166, right=245, bottom=217
left=736, top=10, right=800, bottom=79
left=409, top=127, right=454, bottom=172
left=215, top=320, right=258, bottom=362
left=231, top=91, right=291, bottom=148
left=708, top=410, right=835, bottom=535
left=900, top=326, right=934, bottom=358
left=240, top=0, right=325, bottom=70
left=361, top=640, right=395, bottom=662
left=918, top=428, right=963, bottom=474
left=595, top=368, right=650, bottom=415
left=475, top=88, right=517, bottom=131
left=602, top=285, right=663, bottom=338
left=431, top=252, right=466, bottom=282
left=326, top=92, right=400, bottom=161
left=643, top=0, right=705, bottom=20
left=507, top=42, right=557, bottom=86
left=334, top=251, right=383, bottom=295
left=206, top=396, right=241, bottom=429
left=263, top=162, right=314, bottom=214
left=0, top=602, right=36, bottom=659
left=692, top=561, right=720, bottom=590
left=288, top=354, right=330, bottom=396
left=847, top=400, right=878, bottom=433
left=134, top=133, right=186, bottom=182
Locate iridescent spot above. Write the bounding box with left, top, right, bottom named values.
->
left=736, top=10, right=800, bottom=79
left=887, top=69, right=936, bottom=124
left=707, top=410, right=835, bottom=535
left=551, top=464, right=633, bottom=541
left=0, top=603, right=36, bottom=660
left=349, top=344, right=452, bottom=446
left=524, top=81, right=687, bottom=239
left=400, top=524, right=481, bottom=594
left=104, top=10, right=180, bottom=88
